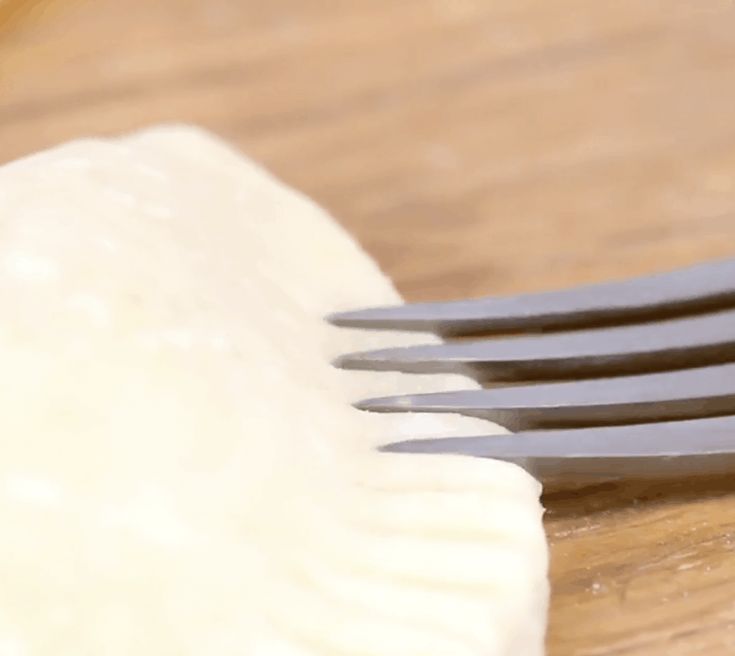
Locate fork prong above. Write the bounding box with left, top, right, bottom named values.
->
left=328, top=257, right=735, bottom=336
left=356, top=363, right=735, bottom=430
left=335, top=308, right=735, bottom=381
left=380, top=415, right=735, bottom=481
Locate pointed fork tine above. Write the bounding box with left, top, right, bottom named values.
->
left=328, top=257, right=735, bottom=336
left=335, top=308, right=735, bottom=381
left=356, top=363, right=735, bottom=430
left=380, top=415, right=735, bottom=481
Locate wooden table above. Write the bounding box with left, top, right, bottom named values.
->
left=3, top=1, right=735, bottom=653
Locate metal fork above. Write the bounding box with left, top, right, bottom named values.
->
left=328, top=257, right=735, bottom=482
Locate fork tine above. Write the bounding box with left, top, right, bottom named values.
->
left=335, top=308, right=735, bottom=381
left=328, top=257, right=735, bottom=336
left=380, top=415, right=735, bottom=481
left=356, top=363, right=735, bottom=430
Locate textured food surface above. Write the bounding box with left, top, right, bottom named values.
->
left=0, top=126, right=548, bottom=655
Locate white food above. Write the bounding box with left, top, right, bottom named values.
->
left=0, top=126, right=548, bottom=655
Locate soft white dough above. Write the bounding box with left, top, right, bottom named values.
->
left=0, top=126, right=548, bottom=656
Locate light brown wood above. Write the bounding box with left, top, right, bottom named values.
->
left=3, top=1, right=735, bottom=653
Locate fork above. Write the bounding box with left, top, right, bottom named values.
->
left=328, top=257, right=735, bottom=482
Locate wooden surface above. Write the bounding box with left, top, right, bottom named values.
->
left=3, top=1, right=735, bottom=653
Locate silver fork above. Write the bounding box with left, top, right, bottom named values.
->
left=328, top=257, right=735, bottom=482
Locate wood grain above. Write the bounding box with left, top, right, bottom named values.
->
left=3, top=1, right=735, bottom=653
